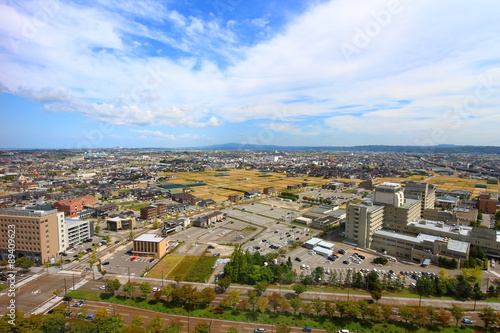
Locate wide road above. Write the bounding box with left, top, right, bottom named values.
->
left=0, top=272, right=86, bottom=316
left=79, top=300, right=328, bottom=333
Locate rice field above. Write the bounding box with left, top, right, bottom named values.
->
left=160, top=169, right=333, bottom=202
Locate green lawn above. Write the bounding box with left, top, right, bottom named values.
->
left=0, top=285, right=8, bottom=292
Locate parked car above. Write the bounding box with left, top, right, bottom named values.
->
left=254, top=329, right=265, bottom=333
left=462, top=318, right=473, bottom=324
left=295, top=257, right=302, bottom=262
left=302, top=327, right=312, bottom=332
left=130, top=257, right=136, bottom=261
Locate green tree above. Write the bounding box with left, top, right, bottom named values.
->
left=95, top=225, right=101, bottom=234
left=357, top=300, right=369, bottom=319
left=267, top=292, right=282, bottom=312
left=436, top=309, right=451, bottom=328
left=312, top=299, right=324, bottom=315
left=40, top=313, right=67, bottom=333
left=368, top=304, right=383, bottom=322
left=16, top=257, right=34, bottom=270
left=450, top=304, right=464, bottom=326
left=290, top=297, right=303, bottom=314
left=254, top=281, right=269, bottom=296
left=344, top=301, right=360, bottom=319
left=302, top=302, right=313, bottom=317
left=248, top=290, right=259, bottom=310
left=370, top=289, right=382, bottom=303
left=256, top=297, right=269, bottom=313
left=275, top=324, right=291, bottom=333
left=106, top=235, right=112, bottom=244
left=106, top=279, right=121, bottom=295
left=217, top=275, right=232, bottom=292
left=221, top=290, right=240, bottom=310
left=164, top=318, right=183, bottom=333
left=478, top=307, right=498, bottom=328
left=193, top=322, right=210, bottom=333
left=138, top=282, right=152, bottom=299
left=292, top=283, right=307, bottom=296
left=416, top=275, right=434, bottom=296
left=145, top=314, right=164, bottom=333
left=380, top=304, right=392, bottom=321
left=398, top=305, right=414, bottom=323
left=335, top=300, right=349, bottom=317
left=122, top=281, right=137, bottom=297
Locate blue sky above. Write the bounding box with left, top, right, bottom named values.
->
left=1, top=0, right=499, bottom=149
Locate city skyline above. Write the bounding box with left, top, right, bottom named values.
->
left=1, top=0, right=500, bottom=149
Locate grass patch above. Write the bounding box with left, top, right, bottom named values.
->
left=147, top=254, right=185, bottom=279
left=243, top=226, right=258, bottom=232
left=166, top=256, right=199, bottom=281
left=66, top=290, right=102, bottom=301
left=0, top=285, right=8, bottom=292
left=184, top=256, right=218, bottom=283
left=127, top=204, right=149, bottom=211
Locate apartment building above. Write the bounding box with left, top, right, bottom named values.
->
left=0, top=208, right=63, bottom=263
left=65, top=217, right=93, bottom=247
left=345, top=201, right=385, bottom=248
left=140, top=204, right=167, bottom=220
left=478, top=192, right=499, bottom=213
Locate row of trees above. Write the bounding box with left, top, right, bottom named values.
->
left=224, top=247, right=296, bottom=284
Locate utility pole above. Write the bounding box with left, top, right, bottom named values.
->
left=161, top=270, right=164, bottom=287
left=72, top=273, right=75, bottom=290
left=64, top=278, right=67, bottom=295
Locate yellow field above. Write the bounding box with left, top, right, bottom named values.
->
left=378, top=174, right=499, bottom=197
left=160, top=169, right=332, bottom=202
left=147, top=254, right=184, bottom=279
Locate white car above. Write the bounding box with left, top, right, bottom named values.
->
left=152, top=287, right=161, bottom=292
left=99, top=285, right=106, bottom=290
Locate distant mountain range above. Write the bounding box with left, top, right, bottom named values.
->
left=187, top=143, right=500, bottom=154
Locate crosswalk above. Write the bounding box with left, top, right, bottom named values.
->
left=129, top=257, right=157, bottom=263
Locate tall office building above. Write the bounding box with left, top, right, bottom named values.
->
left=404, top=181, right=436, bottom=214
left=373, top=182, right=421, bottom=227
left=345, top=201, right=385, bottom=248
left=0, top=208, right=64, bottom=263
left=373, top=182, right=405, bottom=207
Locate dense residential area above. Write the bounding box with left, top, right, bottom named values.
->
left=0, top=148, right=499, bottom=332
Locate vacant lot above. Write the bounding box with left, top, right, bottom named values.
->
left=147, top=254, right=184, bottom=279
left=166, top=256, right=199, bottom=281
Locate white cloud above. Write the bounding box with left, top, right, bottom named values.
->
left=1, top=0, right=499, bottom=144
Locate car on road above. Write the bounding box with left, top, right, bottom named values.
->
left=337, top=330, right=349, bottom=333
left=462, top=318, right=473, bottom=324
left=254, top=328, right=265, bottom=333
left=102, top=262, right=110, bottom=265
left=302, top=327, right=312, bottom=332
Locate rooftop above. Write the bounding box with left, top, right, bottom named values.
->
left=134, top=233, right=166, bottom=243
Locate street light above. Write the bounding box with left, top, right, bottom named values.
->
left=161, top=270, right=164, bottom=287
